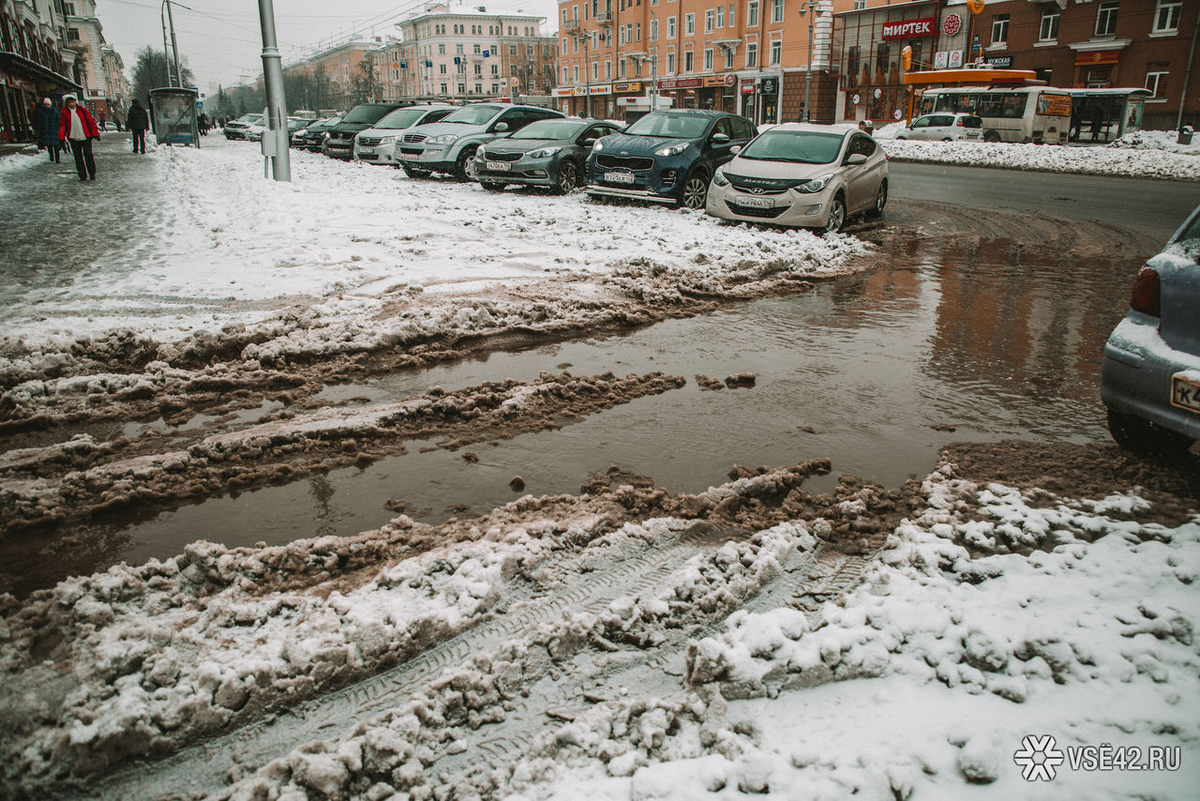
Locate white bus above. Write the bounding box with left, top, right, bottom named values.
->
left=916, top=86, right=1072, bottom=145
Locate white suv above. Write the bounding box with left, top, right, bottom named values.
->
left=354, top=105, right=454, bottom=166
left=896, top=113, right=983, bottom=141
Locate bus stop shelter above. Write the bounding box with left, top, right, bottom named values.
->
left=148, top=86, right=200, bottom=147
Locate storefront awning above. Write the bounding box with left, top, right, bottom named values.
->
left=0, top=50, right=82, bottom=92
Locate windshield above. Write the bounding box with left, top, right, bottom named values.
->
left=318, top=115, right=343, bottom=127
left=237, top=114, right=262, bottom=123
left=342, top=105, right=398, bottom=124
left=511, top=120, right=587, bottom=140
left=739, top=130, right=845, bottom=164
left=375, top=107, right=433, bottom=129
left=441, top=104, right=503, bottom=125
left=624, top=113, right=710, bottom=139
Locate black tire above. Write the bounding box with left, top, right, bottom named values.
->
left=867, top=179, right=888, bottom=218
left=401, top=164, right=431, bottom=179
left=553, top=160, right=580, bottom=194
left=677, top=169, right=710, bottom=209
left=822, top=194, right=847, bottom=234
left=453, top=147, right=478, bottom=182
left=480, top=181, right=506, bottom=191
left=1106, top=407, right=1195, bottom=458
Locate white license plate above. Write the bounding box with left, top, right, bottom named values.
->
left=485, top=160, right=512, bottom=171
left=605, top=171, right=635, bottom=184
left=738, top=195, right=774, bottom=208
left=400, top=152, right=421, bottom=161
left=358, top=147, right=375, bottom=154
left=1171, top=373, right=1200, bottom=414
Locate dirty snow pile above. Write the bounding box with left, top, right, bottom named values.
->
left=0, top=138, right=864, bottom=378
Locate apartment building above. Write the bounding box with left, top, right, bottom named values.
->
left=0, top=0, right=80, bottom=142
left=386, top=4, right=557, bottom=103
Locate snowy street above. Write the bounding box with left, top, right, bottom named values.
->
left=0, top=131, right=1198, bottom=800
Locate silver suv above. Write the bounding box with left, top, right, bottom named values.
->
left=895, top=112, right=983, bottom=141
left=396, top=103, right=564, bottom=181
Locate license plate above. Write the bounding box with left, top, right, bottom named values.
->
left=485, top=160, right=511, bottom=171
left=1171, top=372, right=1200, bottom=414
left=738, top=195, right=774, bottom=209
left=400, top=152, right=421, bottom=161
left=358, top=147, right=375, bottom=154
left=605, top=171, right=635, bottom=184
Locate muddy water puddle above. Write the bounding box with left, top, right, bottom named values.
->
left=2, top=237, right=1138, bottom=596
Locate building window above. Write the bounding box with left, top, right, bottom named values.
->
left=440, top=64, right=447, bottom=74
left=705, top=9, right=714, bottom=33
left=728, top=4, right=735, bottom=27
left=573, top=65, right=580, bottom=82
left=685, top=13, right=695, bottom=35
left=704, top=47, right=713, bottom=70
left=1145, top=64, right=1169, bottom=97
left=769, top=39, right=781, bottom=65
left=853, top=0, right=866, bottom=8
left=746, top=41, right=757, bottom=68
left=724, top=49, right=733, bottom=69
left=592, top=61, right=599, bottom=80
left=991, top=14, right=1009, bottom=46
left=716, top=6, right=724, bottom=27
left=1153, top=1, right=1181, bottom=33
left=667, top=51, right=676, bottom=73
left=1038, top=8, right=1059, bottom=42
left=771, top=0, right=783, bottom=24
left=650, top=18, right=658, bottom=40
left=619, top=58, right=626, bottom=78
left=668, top=16, right=676, bottom=37
left=605, top=60, right=612, bottom=78
left=1095, top=1, right=1118, bottom=37
left=747, top=1, right=759, bottom=28
left=684, top=50, right=694, bottom=71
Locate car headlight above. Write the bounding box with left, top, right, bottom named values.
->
left=526, top=146, right=562, bottom=159
left=655, top=142, right=689, bottom=157
left=427, top=133, right=459, bottom=145
left=323, top=132, right=330, bottom=140
left=377, top=136, right=396, bottom=146
left=592, top=139, right=606, bottom=152
left=712, top=167, right=729, bottom=187
left=796, top=173, right=835, bottom=193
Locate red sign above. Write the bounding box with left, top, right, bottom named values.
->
left=658, top=77, right=704, bottom=90
left=882, top=17, right=936, bottom=40
left=943, top=13, right=961, bottom=37
left=1074, top=50, right=1121, bottom=66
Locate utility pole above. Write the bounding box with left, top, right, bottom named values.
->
left=164, top=0, right=183, bottom=89
left=160, top=1, right=173, bottom=86
left=798, top=0, right=822, bottom=123
left=258, top=0, right=291, bottom=181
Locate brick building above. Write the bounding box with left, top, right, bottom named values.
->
left=0, top=0, right=80, bottom=143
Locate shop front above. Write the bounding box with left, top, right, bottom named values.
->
left=0, top=52, right=81, bottom=144
left=657, top=74, right=738, bottom=115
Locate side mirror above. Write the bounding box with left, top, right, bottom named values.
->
left=711, top=132, right=730, bottom=144
left=494, top=121, right=509, bottom=132
left=730, top=144, right=742, bottom=155
left=582, top=138, right=596, bottom=147
left=846, top=153, right=867, bottom=165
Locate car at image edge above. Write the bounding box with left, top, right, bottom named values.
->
left=705, top=122, right=888, bottom=233
left=584, top=109, right=755, bottom=209
left=1100, top=204, right=1200, bottom=457
left=473, top=117, right=622, bottom=194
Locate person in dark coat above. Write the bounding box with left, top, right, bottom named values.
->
left=127, top=98, right=150, bottom=154
left=35, top=98, right=61, bottom=162
left=58, top=95, right=101, bottom=181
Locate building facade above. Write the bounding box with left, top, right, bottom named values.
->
left=0, top=0, right=80, bottom=142
left=388, top=5, right=556, bottom=103
left=64, top=0, right=125, bottom=124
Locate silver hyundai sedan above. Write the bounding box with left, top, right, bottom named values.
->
left=1101, top=204, right=1200, bottom=457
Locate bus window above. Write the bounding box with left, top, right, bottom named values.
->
left=1000, top=95, right=1027, bottom=118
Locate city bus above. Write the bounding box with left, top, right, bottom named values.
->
left=916, top=86, right=1072, bottom=144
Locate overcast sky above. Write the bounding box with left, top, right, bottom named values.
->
left=99, top=0, right=559, bottom=93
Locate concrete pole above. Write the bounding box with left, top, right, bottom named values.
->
left=258, top=0, right=291, bottom=181
left=160, top=2, right=173, bottom=86
left=165, top=0, right=183, bottom=89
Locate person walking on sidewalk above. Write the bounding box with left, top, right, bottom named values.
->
left=127, top=98, right=149, bottom=154
left=35, top=98, right=61, bottom=163
left=58, top=95, right=100, bottom=181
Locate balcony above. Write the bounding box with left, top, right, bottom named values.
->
left=562, top=18, right=580, bottom=32
left=596, top=11, right=613, bottom=26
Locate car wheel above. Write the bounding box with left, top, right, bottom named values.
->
left=480, top=181, right=506, bottom=191
left=983, top=131, right=1001, bottom=143
left=678, top=169, right=710, bottom=209
left=401, top=164, right=431, bottom=179
left=941, top=137, right=952, bottom=141
left=1105, top=407, right=1195, bottom=458
left=453, top=147, right=478, bottom=182
left=822, top=194, right=847, bottom=234
left=554, top=160, right=579, bottom=194
left=868, top=179, right=887, bottom=218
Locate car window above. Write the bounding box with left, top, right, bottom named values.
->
left=730, top=117, right=755, bottom=140
left=712, top=118, right=733, bottom=139
left=1167, top=211, right=1200, bottom=262
left=376, top=107, right=433, bottom=129
left=961, top=115, right=982, bottom=128
left=912, top=116, right=930, bottom=128
left=424, top=108, right=453, bottom=124
left=932, top=115, right=954, bottom=127
left=738, top=129, right=844, bottom=164
left=582, top=124, right=613, bottom=141
left=342, top=105, right=396, bottom=124
left=499, top=109, right=533, bottom=130
left=847, top=133, right=876, bottom=158
left=441, top=104, right=504, bottom=125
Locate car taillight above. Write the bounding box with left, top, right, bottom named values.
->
left=1130, top=267, right=1161, bottom=316
left=956, top=118, right=964, bottom=126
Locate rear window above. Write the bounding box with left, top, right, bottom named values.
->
left=1168, top=211, right=1200, bottom=262
left=960, top=115, right=982, bottom=128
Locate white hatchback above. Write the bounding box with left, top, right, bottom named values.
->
left=895, top=113, right=983, bottom=141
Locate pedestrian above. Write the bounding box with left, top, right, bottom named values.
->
left=58, top=95, right=100, bottom=181
left=35, top=98, right=61, bottom=163
left=858, top=119, right=874, bottom=135
left=127, top=97, right=150, bottom=154
left=98, top=111, right=107, bottom=131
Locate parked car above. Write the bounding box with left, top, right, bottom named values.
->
left=1100, top=204, right=1200, bottom=457
left=396, top=103, right=565, bottom=181
left=247, top=116, right=310, bottom=143
left=895, top=113, right=983, bottom=141
left=292, top=118, right=324, bottom=147
left=223, top=113, right=262, bottom=140
left=583, top=109, right=754, bottom=209
left=353, top=105, right=455, bottom=166
left=323, top=103, right=414, bottom=159
left=298, top=114, right=343, bottom=151
left=473, top=117, right=622, bottom=193
left=705, top=123, right=888, bottom=233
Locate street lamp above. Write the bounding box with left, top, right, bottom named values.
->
left=626, top=51, right=658, bottom=113
left=575, top=30, right=592, bottom=117
left=798, top=0, right=823, bottom=123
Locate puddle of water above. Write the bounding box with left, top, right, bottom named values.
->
left=1, top=237, right=1136, bottom=596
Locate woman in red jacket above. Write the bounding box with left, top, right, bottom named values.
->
left=59, top=94, right=101, bottom=181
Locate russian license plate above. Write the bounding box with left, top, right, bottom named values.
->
left=485, top=160, right=511, bottom=171
left=604, top=171, right=635, bottom=184
left=400, top=152, right=421, bottom=161
left=1171, top=372, right=1200, bottom=414
left=358, top=147, right=375, bottom=154
left=738, top=195, right=774, bottom=209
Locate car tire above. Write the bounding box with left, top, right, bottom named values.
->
left=453, top=147, right=478, bottom=182
left=401, top=164, right=431, bottom=179
left=553, top=160, right=580, bottom=194
left=823, top=194, right=847, bottom=234
left=480, top=181, right=506, bottom=191
left=1105, top=407, right=1195, bottom=458
left=677, top=169, right=710, bottom=210
left=867, top=180, right=887, bottom=218
left=941, top=137, right=952, bottom=141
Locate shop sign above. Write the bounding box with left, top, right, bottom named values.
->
left=986, top=56, right=1012, bottom=68
left=948, top=50, right=963, bottom=68
left=658, top=77, right=704, bottom=90
left=882, top=17, right=936, bottom=40
left=589, top=84, right=612, bottom=95
left=1075, top=50, right=1120, bottom=66
left=943, top=14, right=962, bottom=37
left=760, top=77, right=779, bottom=95
left=702, top=75, right=727, bottom=88
left=613, top=81, right=642, bottom=93
left=553, top=87, right=574, bottom=97
left=935, top=51, right=949, bottom=68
